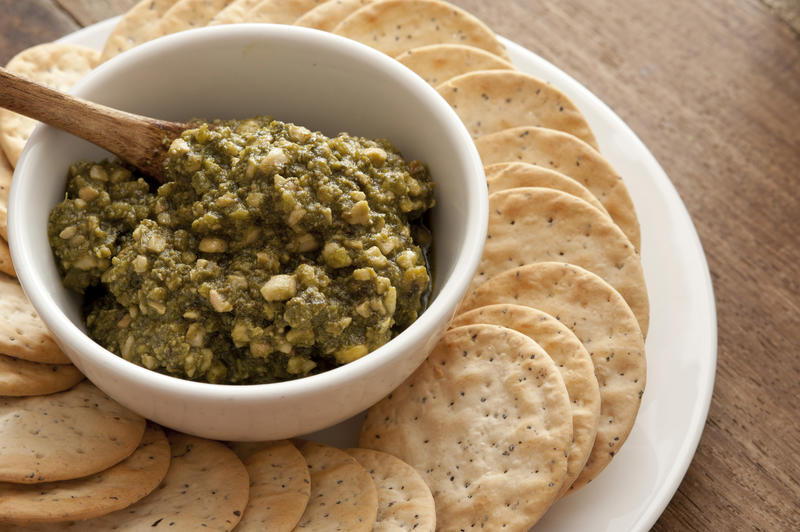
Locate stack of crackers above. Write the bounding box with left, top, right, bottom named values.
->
left=0, top=411, right=435, bottom=531
left=1, top=0, right=648, bottom=529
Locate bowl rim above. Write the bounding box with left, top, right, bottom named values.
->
left=9, top=23, right=488, bottom=400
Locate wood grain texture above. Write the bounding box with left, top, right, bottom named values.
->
left=762, top=0, right=800, bottom=33
left=55, top=0, right=140, bottom=26
left=0, top=0, right=797, bottom=529
left=0, top=0, right=79, bottom=65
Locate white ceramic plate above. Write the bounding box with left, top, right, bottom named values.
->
left=56, top=19, right=717, bottom=532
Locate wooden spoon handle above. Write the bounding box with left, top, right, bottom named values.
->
left=0, top=67, right=187, bottom=181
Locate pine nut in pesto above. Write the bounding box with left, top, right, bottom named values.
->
left=47, top=117, right=435, bottom=384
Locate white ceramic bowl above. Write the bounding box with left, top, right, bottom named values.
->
left=9, top=24, right=487, bottom=441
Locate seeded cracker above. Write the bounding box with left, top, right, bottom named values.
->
left=0, top=239, right=14, bottom=277
left=295, top=0, right=376, bottom=32
left=0, top=150, right=10, bottom=241
left=459, top=263, right=647, bottom=492
left=475, top=126, right=641, bottom=250
left=0, top=274, right=70, bottom=364
left=359, top=324, right=572, bottom=530
left=247, top=0, right=325, bottom=24
left=0, top=43, right=100, bottom=166
left=155, top=0, right=237, bottom=36
left=0, top=381, right=146, bottom=484
left=229, top=440, right=310, bottom=532
left=210, top=0, right=264, bottom=23
left=0, top=354, right=83, bottom=397
left=333, top=0, right=509, bottom=60
left=451, top=304, right=601, bottom=496
left=0, top=424, right=170, bottom=525
left=437, top=70, right=598, bottom=148
left=82, top=432, right=249, bottom=531
left=100, top=0, right=180, bottom=61
left=293, top=440, right=378, bottom=531
left=345, top=447, right=436, bottom=532
left=486, top=161, right=608, bottom=215
left=395, top=43, right=514, bottom=87
left=468, top=187, right=649, bottom=335
left=7, top=432, right=250, bottom=531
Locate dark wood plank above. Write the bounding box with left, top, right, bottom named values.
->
left=55, top=0, right=139, bottom=27
left=0, top=0, right=79, bottom=64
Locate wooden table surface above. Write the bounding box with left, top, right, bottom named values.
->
left=1, top=0, right=798, bottom=529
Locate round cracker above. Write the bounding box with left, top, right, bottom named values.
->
left=100, top=0, right=179, bottom=61
left=0, top=381, right=146, bottom=484
left=395, top=43, right=514, bottom=86
left=12, top=432, right=250, bottom=531
left=0, top=43, right=100, bottom=166
left=345, top=447, right=436, bottom=532
left=210, top=0, right=264, bottom=24
left=486, top=161, right=608, bottom=215
left=247, top=0, right=326, bottom=23
left=475, top=126, right=641, bottom=250
left=0, top=424, right=170, bottom=525
left=295, top=0, right=375, bottom=32
left=451, top=304, right=601, bottom=496
left=293, top=440, right=378, bottom=531
left=0, top=150, right=11, bottom=241
left=334, top=0, right=509, bottom=60
left=0, top=239, right=15, bottom=278
left=437, top=69, right=598, bottom=148
left=230, top=440, right=310, bottom=532
left=0, top=209, right=6, bottom=245
left=469, top=187, right=649, bottom=335
left=459, top=263, right=647, bottom=492
left=359, top=324, right=572, bottom=530
left=0, top=354, right=83, bottom=397
left=156, top=0, right=236, bottom=36
left=0, top=273, right=70, bottom=364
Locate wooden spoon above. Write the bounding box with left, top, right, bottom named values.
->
left=0, top=66, right=189, bottom=183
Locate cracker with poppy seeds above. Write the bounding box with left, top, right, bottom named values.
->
left=100, top=0, right=179, bottom=61
left=293, top=439, right=378, bottom=531
left=345, top=447, right=436, bottom=532
left=394, top=43, right=514, bottom=87
left=333, top=0, right=509, bottom=60
left=0, top=150, right=10, bottom=241
left=451, top=304, right=601, bottom=496
left=0, top=43, right=100, bottom=166
left=155, top=0, right=236, bottom=36
left=475, top=126, right=641, bottom=250
left=0, top=354, right=83, bottom=397
left=0, top=381, right=146, bottom=484
left=359, top=324, right=572, bottom=531
left=485, top=161, right=608, bottom=215
left=0, top=273, right=70, bottom=364
left=228, top=440, right=310, bottom=532
left=459, top=263, right=647, bottom=493
left=7, top=432, right=250, bottom=531
left=437, top=70, right=598, bottom=148
left=210, top=0, right=263, bottom=24
left=467, top=187, right=649, bottom=335
left=247, top=0, right=326, bottom=24
left=0, top=239, right=14, bottom=277
left=0, top=424, right=170, bottom=526
left=295, top=0, right=375, bottom=32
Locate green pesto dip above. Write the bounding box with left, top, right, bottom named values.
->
left=48, top=117, right=435, bottom=384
